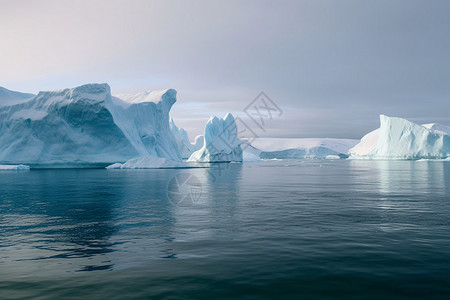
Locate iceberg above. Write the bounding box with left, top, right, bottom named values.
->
left=0, top=86, right=34, bottom=106
left=349, top=115, right=450, bottom=159
left=0, top=164, right=30, bottom=170
left=251, top=138, right=358, bottom=159
left=0, top=84, right=181, bottom=167
left=188, top=113, right=243, bottom=162
left=170, top=118, right=203, bottom=159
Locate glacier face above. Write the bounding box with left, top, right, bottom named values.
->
left=0, top=83, right=181, bottom=167
left=0, top=86, right=34, bottom=106
left=188, top=113, right=243, bottom=162
left=349, top=115, right=450, bottom=160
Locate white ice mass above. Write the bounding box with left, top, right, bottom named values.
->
left=0, top=84, right=181, bottom=167
left=251, top=138, right=358, bottom=159
left=188, top=113, right=243, bottom=162
left=6, top=84, right=446, bottom=166
left=349, top=115, right=450, bottom=159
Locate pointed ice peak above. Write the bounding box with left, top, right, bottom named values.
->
left=224, top=112, right=235, bottom=123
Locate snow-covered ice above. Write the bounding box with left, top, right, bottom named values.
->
left=350, top=115, right=450, bottom=160
left=188, top=113, right=243, bottom=162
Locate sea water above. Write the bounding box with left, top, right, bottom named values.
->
left=1, top=160, right=449, bottom=299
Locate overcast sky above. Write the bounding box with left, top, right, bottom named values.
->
left=1, top=0, right=449, bottom=139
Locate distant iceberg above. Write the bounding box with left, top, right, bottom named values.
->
left=251, top=138, right=358, bottom=159
left=188, top=113, right=243, bottom=162
left=0, top=164, right=30, bottom=171
left=349, top=115, right=450, bottom=160
left=0, top=84, right=181, bottom=167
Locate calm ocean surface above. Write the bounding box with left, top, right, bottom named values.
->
left=1, top=159, right=450, bottom=299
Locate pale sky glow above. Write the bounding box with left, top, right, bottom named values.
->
left=1, top=0, right=449, bottom=139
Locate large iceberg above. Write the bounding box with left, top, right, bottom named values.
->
left=0, top=84, right=181, bottom=167
left=251, top=138, right=358, bottom=159
left=0, top=86, right=34, bottom=106
left=349, top=115, right=450, bottom=159
left=188, top=113, right=243, bottom=162
left=170, top=118, right=203, bottom=159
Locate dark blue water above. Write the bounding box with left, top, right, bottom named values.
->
left=1, top=160, right=450, bottom=299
